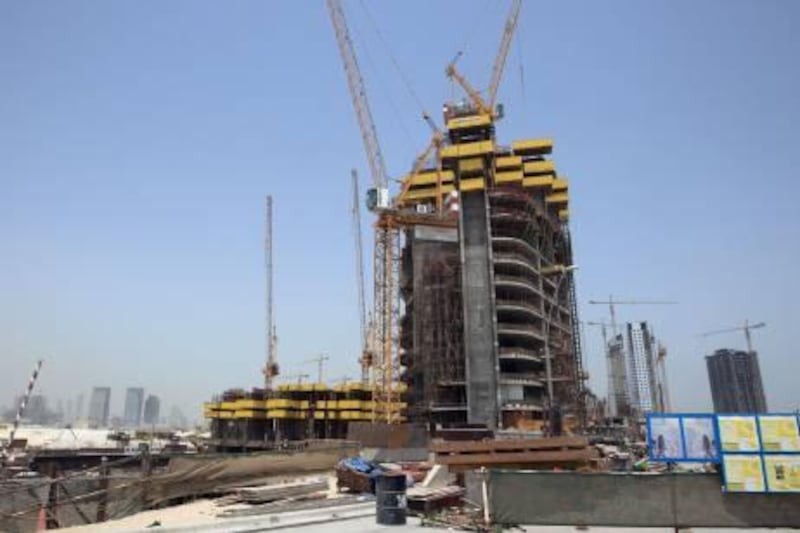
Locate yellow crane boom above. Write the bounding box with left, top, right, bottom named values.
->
left=326, top=0, right=389, bottom=197
left=488, top=0, right=522, bottom=108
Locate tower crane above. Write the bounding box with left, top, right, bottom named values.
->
left=587, top=296, right=677, bottom=335
left=655, top=343, right=670, bottom=413
left=328, top=0, right=526, bottom=423
left=351, top=170, right=374, bottom=383
left=702, top=320, right=765, bottom=354
left=445, top=0, right=522, bottom=119
left=586, top=321, right=619, bottom=416
left=280, top=373, right=310, bottom=385
left=327, top=0, right=404, bottom=423
left=304, top=355, right=330, bottom=384
left=1, top=359, right=43, bottom=467
left=263, top=195, right=279, bottom=390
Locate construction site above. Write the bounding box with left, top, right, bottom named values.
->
left=3, top=1, right=799, bottom=531
left=205, top=0, right=586, bottom=449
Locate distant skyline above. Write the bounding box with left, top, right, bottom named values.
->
left=2, top=1, right=798, bottom=417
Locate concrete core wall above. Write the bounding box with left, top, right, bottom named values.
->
left=485, top=470, right=800, bottom=528
left=459, top=191, right=498, bottom=428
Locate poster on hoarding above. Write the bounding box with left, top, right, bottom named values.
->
left=718, top=415, right=760, bottom=452
left=683, top=416, right=719, bottom=460
left=723, top=454, right=765, bottom=492
left=763, top=455, right=800, bottom=492
left=758, top=415, right=800, bottom=452
left=648, top=416, right=684, bottom=460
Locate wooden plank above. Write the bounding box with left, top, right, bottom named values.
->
left=435, top=448, right=593, bottom=466
left=431, top=436, right=588, bottom=454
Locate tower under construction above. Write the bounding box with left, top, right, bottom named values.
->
left=396, top=111, right=584, bottom=431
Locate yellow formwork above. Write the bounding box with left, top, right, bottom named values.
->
left=523, top=175, right=554, bottom=188
left=559, top=209, right=569, bottom=221
left=339, top=411, right=371, bottom=420
left=512, top=138, right=553, bottom=156
left=458, top=157, right=485, bottom=174
left=441, top=140, right=494, bottom=160
left=337, top=399, right=365, bottom=410
left=460, top=178, right=485, bottom=192
left=494, top=170, right=523, bottom=184
left=446, top=113, right=492, bottom=131
left=552, top=177, right=568, bottom=191
left=234, top=410, right=266, bottom=419
left=332, top=382, right=370, bottom=393
left=403, top=169, right=455, bottom=187
left=545, top=192, right=569, bottom=204
left=265, top=399, right=311, bottom=409
left=232, top=399, right=265, bottom=410
left=495, top=156, right=522, bottom=169
left=401, top=184, right=455, bottom=201
left=523, top=160, right=555, bottom=175
left=266, top=409, right=305, bottom=419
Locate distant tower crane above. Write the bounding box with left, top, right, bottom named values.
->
left=702, top=320, right=766, bottom=354
left=587, top=296, right=677, bottom=335
left=263, top=195, right=279, bottom=390
left=655, top=343, right=671, bottom=413
left=445, top=0, right=522, bottom=118
left=281, top=373, right=310, bottom=385
left=351, top=170, right=374, bottom=383
left=586, top=320, right=616, bottom=414
left=305, top=355, right=330, bottom=384
left=1, top=359, right=43, bottom=466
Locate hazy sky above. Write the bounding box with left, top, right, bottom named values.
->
left=2, top=1, right=798, bottom=422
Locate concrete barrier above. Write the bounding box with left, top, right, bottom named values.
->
left=486, top=470, right=800, bottom=528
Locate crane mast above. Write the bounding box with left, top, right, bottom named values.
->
left=351, top=170, right=373, bottom=382
left=327, top=0, right=399, bottom=422
left=263, top=195, right=279, bottom=390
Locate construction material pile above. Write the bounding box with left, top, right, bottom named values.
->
left=432, top=435, right=596, bottom=472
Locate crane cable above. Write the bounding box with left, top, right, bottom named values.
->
left=347, top=3, right=416, bottom=154
left=515, top=10, right=527, bottom=116
left=358, top=0, right=428, bottom=118
left=450, top=0, right=500, bottom=98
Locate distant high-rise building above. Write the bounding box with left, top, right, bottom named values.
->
left=626, top=322, right=658, bottom=414
left=123, top=387, right=145, bottom=427
left=76, top=393, right=85, bottom=422
left=706, top=349, right=767, bottom=413
left=143, top=395, right=160, bottom=426
left=607, top=333, right=631, bottom=417
left=169, top=406, right=187, bottom=429
left=88, top=387, right=111, bottom=427
left=9, top=394, right=52, bottom=425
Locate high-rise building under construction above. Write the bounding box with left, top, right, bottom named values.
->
left=607, top=333, right=631, bottom=417
left=396, top=111, right=584, bottom=431
left=626, top=322, right=658, bottom=413
left=706, top=348, right=767, bottom=413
